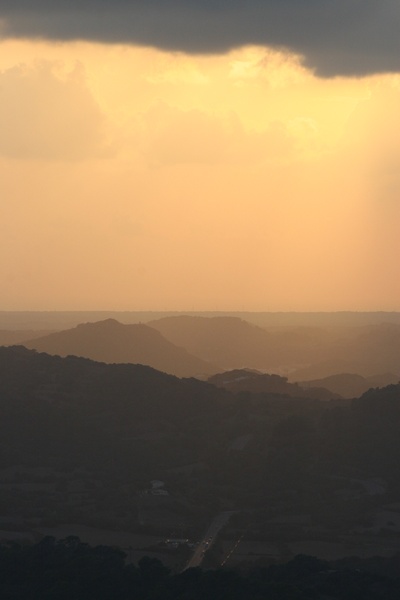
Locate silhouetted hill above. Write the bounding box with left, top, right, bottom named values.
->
left=22, top=319, right=218, bottom=378
left=0, top=345, right=231, bottom=479
left=0, top=344, right=227, bottom=421
left=288, top=324, right=400, bottom=380
left=326, top=383, right=400, bottom=478
left=148, top=316, right=319, bottom=372
left=3, top=313, right=399, bottom=380
left=1, top=346, right=400, bottom=561
left=208, top=369, right=340, bottom=401
left=299, top=372, right=400, bottom=399
left=2, top=310, right=400, bottom=332
left=346, top=324, right=400, bottom=374
left=149, top=317, right=400, bottom=379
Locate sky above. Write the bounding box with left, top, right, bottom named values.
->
left=1, top=1, right=399, bottom=311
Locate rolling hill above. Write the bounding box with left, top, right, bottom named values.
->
left=149, top=316, right=400, bottom=379
left=299, top=372, right=400, bottom=399
left=21, top=319, right=219, bottom=378
left=1, top=345, right=400, bottom=564
left=208, top=369, right=340, bottom=400
left=148, top=315, right=316, bottom=372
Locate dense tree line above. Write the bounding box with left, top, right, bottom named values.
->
left=1, top=538, right=400, bottom=599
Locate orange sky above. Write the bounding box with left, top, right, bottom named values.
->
left=1, top=40, right=399, bottom=311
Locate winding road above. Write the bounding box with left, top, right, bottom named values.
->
left=183, top=511, right=236, bottom=571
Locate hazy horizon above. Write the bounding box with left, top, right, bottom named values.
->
left=2, top=309, right=400, bottom=333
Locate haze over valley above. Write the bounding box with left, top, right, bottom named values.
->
left=4, top=312, right=399, bottom=392
left=0, top=310, right=399, bottom=577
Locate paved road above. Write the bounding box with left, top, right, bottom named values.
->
left=183, top=511, right=236, bottom=571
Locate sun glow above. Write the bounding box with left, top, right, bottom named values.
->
left=1, top=39, right=399, bottom=310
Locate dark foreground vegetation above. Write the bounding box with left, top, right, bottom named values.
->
left=1, top=536, right=400, bottom=599
left=0, top=345, right=400, bottom=568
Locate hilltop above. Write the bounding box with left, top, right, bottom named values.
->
left=21, top=319, right=218, bottom=378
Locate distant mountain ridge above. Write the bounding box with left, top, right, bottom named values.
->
left=149, top=316, right=400, bottom=379
left=13, top=316, right=400, bottom=383
left=299, top=372, right=400, bottom=399
left=0, top=329, right=54, bottom=346
left=288, top=323, right=400, bottom=380
left=149, top=316, right=292, bottom=371
left=22, top=319, right=219, bottom=378
left=208, top=369, right=340, bottom=401
left=2, top=310, right=400, bottom=332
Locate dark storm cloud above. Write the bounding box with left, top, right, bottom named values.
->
left=1, top=1, right=399, bottom=76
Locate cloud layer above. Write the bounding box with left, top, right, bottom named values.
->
left=0, top=61, right=107, bottom=160
left=1, top=1, right=400, bottom=76
left=1, top=41, right=399, bottom=311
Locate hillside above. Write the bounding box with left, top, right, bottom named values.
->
left=208, top=369, right=340, bottom=401
left=1, top=346, right=400, bottom=564
left=148, top=316, right=320, bottom=372
left=150, top=316, right=400, bottom=379
left=21, top=319, right=218, bottom=378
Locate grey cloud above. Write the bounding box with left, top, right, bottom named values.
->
left=1, top=1, right=399, bottom=76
